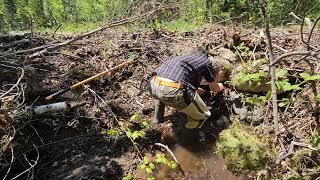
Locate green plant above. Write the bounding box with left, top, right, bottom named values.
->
left=245, top=91, right=271, bottom=106
left=236, top=70, right=266, bottom=86
left=276, top=72, right=320, bottom=92
left=125, top=129, right=146, bottom=140
left=235, top=42, right=250, bottom=57
left=315, top=94, right=320, bottom=102
left=139, top=152, right=177, bottom=176
left=311, top=133, right=320, bottom=149
left=106, top=128, right=118, bottom=137
left=139, top=156, right=155, bottom=174
left=130, top=113, right=150, bottom=129
left=110, top=114, right=150, bottom=143
left=299, top=73, right=320, bottom=82
left=216, top=122, right=274, bottom=174
left=122, top=174, right=134, bottom=180
left=275, top=80, right=301, bottom=92
left=275, top=68, right=288, bottom=78
left=155, top=152, right=177, bottom=170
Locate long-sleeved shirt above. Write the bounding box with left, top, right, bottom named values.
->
left=156, top=52, right=215, bottom=89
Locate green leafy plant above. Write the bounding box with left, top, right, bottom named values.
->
left=130, top=113, right=150, bottom=129
left=275, top=68, right=288, bottom=78
left=139, top=152, right=177, bottom=176
left=311, top=133, right=320, bottom=149
left=126, top=129, right=146, bottom=140
left=155, top=152, right=177, bottom=170
left=139, top=156, right=155, bottom=174
left=245, top=91, right=272, bottom=106
left=235, top=42, right=251, bottom=57
left=315, top=94, right=320, bottom=102
left=113, top=114, right=150, bottom=143
left=299, top=73, right=320, bottom=82
left=236, top=70, right=266, bottom=86
left=278, top=98, right=290, bottom=107
left=275, top=80, right=301, bottom=92
left=107, top=128, right=118, bottom=137
left=122, top=174, right=134, bottom=180
left=276, top=72, right=320, bottom=92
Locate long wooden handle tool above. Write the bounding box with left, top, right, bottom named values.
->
left=45, top=59, right=135, bottom=101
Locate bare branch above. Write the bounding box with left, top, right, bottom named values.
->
left=155, top=143, right=185, bottom=176
left=307, top=16, right=320, bottom=48
left=270, top=50, right=320, bottom=67
left=289, top=12, right=302, bottom=22
left=261, top=3, right=280, bottom=134
left=52, top=24, right=62, bottom=39
left=11, top=144, right=39, bottom=180
left=2, top=145, right=14, bottom=180
left=276, top=141, right=317, bottom=164
left=0, top=64, right=25, bottom=99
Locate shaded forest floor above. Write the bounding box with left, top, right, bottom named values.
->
left=1, top=25, right=320, bottom=179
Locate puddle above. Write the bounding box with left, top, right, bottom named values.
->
left=170, top=145, right=248, bottom=180
left=155, top=112, right=249, bottom=180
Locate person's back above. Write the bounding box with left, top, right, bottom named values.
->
left=156, top=52, right=214, bottom=89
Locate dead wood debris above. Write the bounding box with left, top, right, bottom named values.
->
left=0, top=21, right=320, bottom=179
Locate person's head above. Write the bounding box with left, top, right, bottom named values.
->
left=191, top=46, right=208, bottom=56
left=208, top=57, right=232, bottom=82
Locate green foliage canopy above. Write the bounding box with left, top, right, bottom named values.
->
left=0, top=0, right=319, bottom=32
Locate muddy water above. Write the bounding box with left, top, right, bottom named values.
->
left=156, top=144, right=248, bottom=180
left=170, top=145, right=247, bottom=180
left=155, top=112, right=249, bottom=180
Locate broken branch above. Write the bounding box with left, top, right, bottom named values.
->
left=261, top=3, right=280, bottom=134
left=155, top=143, right=185, bottom=176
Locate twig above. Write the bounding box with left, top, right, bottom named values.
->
left=261, top=3, right=279, bottom=134
left=155, top=143, right=185, bottom=176
left=0, top=64, right=25, bottom=99
left=289, top=12, right=302, bottom=22
left=272, top=44, right=288, bottom=53
left=2, top=145, right=14, bottom=180
left=11, top=144, right=39, bottom=180
left=108, top=106, right=143, bottom=160
left=28, top=123, right=44, bottom=144
left=52, top=24, right=62, bottom=39
left=269, top=50, right=320, bottom=67
left=276, top=141, right=317, bottom=164
left=306, top=15, right=320, bottom=50
left=300, top=13, right=318, bottom=50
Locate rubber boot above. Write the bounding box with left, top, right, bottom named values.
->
left=154, top=100, right=165, bottom=124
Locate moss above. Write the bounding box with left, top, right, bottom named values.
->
left=216, top=122, right=272, bottom=175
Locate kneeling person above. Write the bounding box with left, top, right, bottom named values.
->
left=147, top=48, right=231, bottom=129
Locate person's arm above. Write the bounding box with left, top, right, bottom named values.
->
left=202, top=66, right=224, bottom=93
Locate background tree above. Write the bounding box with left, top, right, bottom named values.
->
left=3, top=0, right=17, bottom=28
left=0, top=0, right=319, bottom=32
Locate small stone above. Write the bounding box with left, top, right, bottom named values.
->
left=52, top=161, right=58, bottom=167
